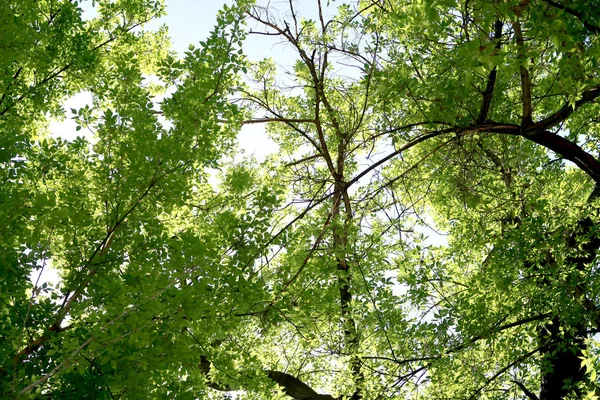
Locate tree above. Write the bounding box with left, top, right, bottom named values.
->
left=3, top=0, right=600, bottom=399
left=366, top=1, right=600, bottom=398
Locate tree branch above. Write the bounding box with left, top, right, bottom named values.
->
left=467, top=347, right=541, bottom=400
left=267, top=371, right=338, bottom=400
left=512, top=379, right=540, bottom=400
left=14, top=173, right=159, bottom=363
left=237, top=117, right=317, bottom=125
left=0, top=13, right=159, bottom=117
left=477, top=20, right=503, bottom=124
left=541, top=0, right=600, bottom=34
left=199, top=355, right=339, bottom=399
left=527, top=86, right=600, bottom=132
left=511, top=19, right=533, bottom=126
left=527, top=130, right=600, bottom=182
left=18, top=337, right=95, bottom=395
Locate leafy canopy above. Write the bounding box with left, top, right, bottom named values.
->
left=3, top=0, right=600, bottom=399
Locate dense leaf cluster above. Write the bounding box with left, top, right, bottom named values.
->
left=3, top=1, right=600, bottom=399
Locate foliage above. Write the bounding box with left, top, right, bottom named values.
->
left=3, top=0, right=600, bottom=399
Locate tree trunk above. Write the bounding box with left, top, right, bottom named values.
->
left=538, top=317, right=586, bottom=400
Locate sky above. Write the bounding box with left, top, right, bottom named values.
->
left=148, top=0, right=336, bottom=56
left=147, top=0, right=239, bottom=55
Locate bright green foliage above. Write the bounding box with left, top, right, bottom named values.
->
left=1, top=0, right=263, bottom=398
left=4, top=0, right=600, bottom=399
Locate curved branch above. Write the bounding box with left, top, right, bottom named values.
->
left=199, top=355, right=339, bottom=399
left=344, top=128, right=453, bottom=189
left=527, top=130, right=600, bottom=182
left=512, top=380, right=540, bottom=400
left=267, top=371, right=338, bottom=400
left=527, top=86, right=600, bottom=132
left=446, top=121, right=600, bottom=184
left=541, top=0, right=600, bottom=34
left=467, top=347, right=542, bottom=400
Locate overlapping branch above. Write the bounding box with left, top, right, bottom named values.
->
left=541, top=0, right=600, bottom=34
left=198, top=354, right=339, bottom=399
